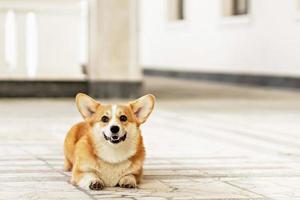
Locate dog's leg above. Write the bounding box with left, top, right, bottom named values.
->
left=118, top=174, right=137, bottom=188
left=79, top=173, right=104, bottom=190
left=72, top=170, right=104, bottom=190
left=64, top=158, right=72, bottom=172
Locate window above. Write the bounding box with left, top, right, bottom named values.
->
left=4, top=10, right=16, bottom=70
left=223, top=0, right=249, bottom=16
left=168, top=0, right=185, bottom=21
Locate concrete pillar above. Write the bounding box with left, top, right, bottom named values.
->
left=223, top=0, right=233, bottom=16
left=87, top=0, right=142, bottom=98
left=168, top=0, right=184, bottom=21
left=235, top=0, right=248, bottom=15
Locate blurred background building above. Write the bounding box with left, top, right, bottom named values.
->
left=0, top=0, right=300, bottom=97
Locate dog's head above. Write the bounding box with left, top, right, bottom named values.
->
left=75, top=93, right=155, bottom=162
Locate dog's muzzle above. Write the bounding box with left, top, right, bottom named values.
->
left=103, top=132, right=127, bottom=144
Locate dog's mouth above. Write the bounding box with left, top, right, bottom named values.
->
left=103, top=132, right=127, bottom=144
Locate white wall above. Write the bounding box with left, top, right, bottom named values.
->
left=140, top=0, right=300, bottom=77
left=0, top=0, right=84, bottom=79
left=0, top=12, right=5, bottom=73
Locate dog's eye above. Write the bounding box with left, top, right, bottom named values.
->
left=101, top=116, right=109, bottom=123
left=120, top=115, right=127, bottom=122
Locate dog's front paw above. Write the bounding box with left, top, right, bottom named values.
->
left=119, top=175, right=137, bottom=188
left=89, top=179, right=104, bottom=190
left=78, top=174, right=105, bottom=190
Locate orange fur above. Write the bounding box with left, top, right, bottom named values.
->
left=64, top=93, right=155, bottom=190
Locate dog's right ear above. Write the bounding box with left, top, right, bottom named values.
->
left=76, top=93, right=100, bottom=119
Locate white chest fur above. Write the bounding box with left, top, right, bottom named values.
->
left=95, top=159, right=131, bottom=187
left=91, top=123, right=139, bottom=186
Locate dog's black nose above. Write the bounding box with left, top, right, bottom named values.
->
left=110, top=125, right=120, bottom=134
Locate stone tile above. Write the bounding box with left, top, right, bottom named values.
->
left=0, top=181, right=89, bottom=200
left=200, top=168, right=300, bottom=178
left=227, top=177, right=300, bottom=199
left=168, top=179, right=262, bottom=199
left=1, top=78, right=300, bottom=199
left=0, top=191, right=90, bottom=200
left=139, top=180, right=172, bottom=192
left=172, top=197, right=194, bottom=200
left=0, top=160, right=45, bottom=166
left=0, top=172, right=64, bottom=178
left=0, top=165, right=51, bottom=171
left=0, top=176, right=68, bottom=182
left=136, top=197, right=167, bottom=200
left=92, top=194, right=122, bottom=198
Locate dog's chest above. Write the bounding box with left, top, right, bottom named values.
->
left=95, top=159, right=131, bottom=187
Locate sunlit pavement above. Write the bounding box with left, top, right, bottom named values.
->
left=1, top=77, right=300, bottom=199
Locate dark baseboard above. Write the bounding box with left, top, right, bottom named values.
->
left=0, top=80, right=87, bottom=97
left=0, top=80, right=142, bottom=98
left=89, top=81, right=143, bottom=98
left=144, top=69, right=300, bottom=90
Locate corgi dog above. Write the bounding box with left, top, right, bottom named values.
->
left=64, top=93, right=155, bottom=190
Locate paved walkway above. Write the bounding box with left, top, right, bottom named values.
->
left=1, top=77, right=300, bottom=199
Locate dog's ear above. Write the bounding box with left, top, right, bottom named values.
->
left=129, top=94, right=155, bottom=124
left=76, top=93, right=100, bottom=119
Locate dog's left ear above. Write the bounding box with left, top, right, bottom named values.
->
left=129, top=94, right=155, bottom=124
left=76, top=93, right=100, bottom=119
